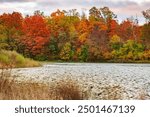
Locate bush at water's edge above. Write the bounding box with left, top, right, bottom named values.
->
left=0, top=50, right=41, bottom=68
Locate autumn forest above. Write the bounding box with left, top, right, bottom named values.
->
left=0, top=7, right=150, bottom=62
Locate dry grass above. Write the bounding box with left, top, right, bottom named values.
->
left=0, top=78, right=50, bottom=100
left=0, top=70, right=83, bottom=100
left=54, top=78, right=83, bottom=100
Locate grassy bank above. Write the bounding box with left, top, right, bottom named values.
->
left=0, top=50, right=41, bottom=68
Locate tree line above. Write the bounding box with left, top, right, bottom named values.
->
left=0, top=7, right=150, bottom=62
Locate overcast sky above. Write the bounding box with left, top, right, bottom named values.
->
left=0, top=0, right=150, bottom=24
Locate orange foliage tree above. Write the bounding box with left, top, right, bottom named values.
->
left=0, top=12, right=23, bottom=50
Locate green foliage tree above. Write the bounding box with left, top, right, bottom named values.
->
left=78, top=45, right=88, bottom=62
left=59, top=42, right=74, bottom=61
left=110, top=35, right=122, bottom=50
left=0, top=24, right=8, bottom=50
left=112, top=40, right=145, bottom=61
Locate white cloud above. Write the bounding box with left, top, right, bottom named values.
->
left=0, top=2, right=37, bottom=15
left=0, top=0, right=149, bottom=24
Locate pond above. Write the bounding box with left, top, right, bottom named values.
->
left=12, top=63, right=150, bottom=99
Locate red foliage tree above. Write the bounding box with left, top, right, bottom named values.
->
left=22, top=15, right=50, bottom=56
left=119, top=20, right=133, bottom=42
left=0, top=12, right=23, bottom=30
left=108, top=19, right=119, bottom=38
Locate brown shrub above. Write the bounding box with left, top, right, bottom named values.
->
left=54, top=78, right=83, bottom=100
left=0, top=71, right=83, bottom=100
